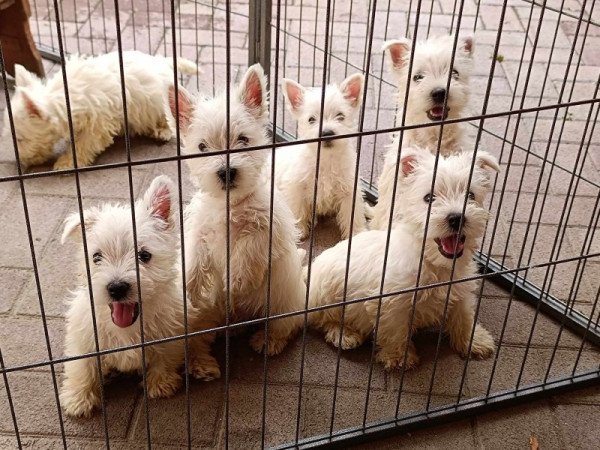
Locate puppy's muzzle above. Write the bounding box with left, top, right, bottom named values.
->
left=217, top=166, right=238, bottom=189
left=106, top=280, right=139, bottom=328
left=427, top=88, right=449, bottom=121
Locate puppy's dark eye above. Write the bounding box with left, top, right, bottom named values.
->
left=452, top=69, right=459, bottom=79
left=308, top=116, right=317, bottom=124
left=468, top=191, right=475, bottom=201
left=413, top=73, right=424, bottom=82
left=92, top=251, right=102, bottom=264
left=423, top=193, right=436, bottom=203
left=198, top=142, right=207, bottom=152
left=237, top=135, right=249, bottom=146
left=336, top=113, right=345, bottom=121
left=138, top=249, right=152, bottom=263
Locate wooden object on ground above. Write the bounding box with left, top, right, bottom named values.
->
left=0, top=0, right=45, bottom=78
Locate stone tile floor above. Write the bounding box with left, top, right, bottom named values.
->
left=0, top=0, right=599, bottom=448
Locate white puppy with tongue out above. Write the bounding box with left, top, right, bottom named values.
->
left=371, top=34, right=474, bottom=230
left=307, top=149, right=499, bottom=370
left=59, top=176, right=221, bottom=418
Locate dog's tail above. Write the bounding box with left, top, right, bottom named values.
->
left=174, top=57, right=202, bottom=75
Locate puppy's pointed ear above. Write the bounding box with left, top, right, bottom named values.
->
left=238, top=63, right=268, bottom=118
left=476, top=151, right=500, bottom=173
left=142, top=175, right=176, bottom=227
left=382, top=39, right=412, bottom=72
left=61, top=210, right=98, bottom=244
left=281, top=78, right=305, bottom=112
left=168, top=84, right=194, bottom=132
left=14, top=64, right=40, bottom=88
left=340, top=73, right=364, bottom=108
left=16, top=89, right=43, bottom=119
left=399, top=149, right=422, bottom=178
left=460, top=35, right=475, bottom=57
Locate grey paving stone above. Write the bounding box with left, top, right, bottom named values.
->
left=475, top=400, right=565, bottom=450
left=0, top=316, right=65, bottom=371
left=0, top=371, right=137, bottom=439
left=0, top=193, right=69, bottom=269
left=0, top=268, right=30, bottom=314
left=131, top=379, right=223, bottom=447
left=555, top=404, right=600, bottom=449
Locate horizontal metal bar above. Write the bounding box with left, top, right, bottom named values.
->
left=273, top=369, right=600, bottom=450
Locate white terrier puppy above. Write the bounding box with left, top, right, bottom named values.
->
left=372, top=34, right=474, bottom=230
left=308, top=149, right=499, bottom=370
left=4, top=51, right=199, bottom=170
left=168, top=64, right=306, bottom=355
left=276, top=74, right=368, bottom=240
left=60, top=176, right=220, bottom=418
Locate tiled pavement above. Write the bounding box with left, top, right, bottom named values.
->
left=1, top=0, right=599, bottom=448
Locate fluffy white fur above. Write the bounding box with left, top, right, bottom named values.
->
left=308, top=149, right=499, bottom=370
left=372, top=34, right=474, bottom=230
left=169, top=64, right=306, bottom=356
left=4, top=51, right=199, bottom=170
left=60, top=176, right=220, bottom=418
left=275, top=74, right=368, bottom=240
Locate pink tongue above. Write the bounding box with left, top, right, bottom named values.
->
left=111, top=303, right=136, bottom=328
left=441, top=235, right=464, bottom=255
left=431, top=106, right=444, bottom=116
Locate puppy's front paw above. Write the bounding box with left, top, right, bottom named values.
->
left=146, top=370, right=182, bottom=399
left=249, top=330, right=288, bottom=356
left=189, top=354, right=221, bottom=381
left=53, top=157, right=74, bottom=171
left=376, top=345, right=419, bottom=371
left=60, top=386, right=100, bottom=418
left=468, top=324, right=495, bottom=359
left=324, top=325, right=364, bottom=350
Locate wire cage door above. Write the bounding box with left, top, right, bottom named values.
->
left=0, top=0, right=599, bottom=449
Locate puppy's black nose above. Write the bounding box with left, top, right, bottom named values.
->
left=217, top=167, right=237, bottom=184
left=447, top=213, right=464, bottom=231
left=431, top=88, right=447, bottom=103
left=321, top=129, right=335, bottom=137
left=107, top=280, right=130, bottom=301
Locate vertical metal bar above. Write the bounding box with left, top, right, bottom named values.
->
left=0, top=349, right=21, bottom=449
left=367, top=0, right=393, bottom=188
left=168, top=1, right=193, bottom=447
left=294, top=0, right=334, bottom=443
left=261, top=2, right=283, bottom=447
left=224, top=1, right=232, bottom=448
left=248, top=0, right=272, bottom=84
left=111, top=0, right=152, bottom=445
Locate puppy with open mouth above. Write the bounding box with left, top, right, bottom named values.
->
left=371, top=34, right=475, bottom=230
left=60, top=176, right=220, bottom=418
left=307, top=149, right=499, bottom=370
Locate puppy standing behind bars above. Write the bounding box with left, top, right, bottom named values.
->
left=4, top=51, right=199, bottom=170
left=275, top=74, right=368, bottom=240
left=60, top=176, right=220, bottom=418
left=308, top=149, right=499, bottom=369
left=371, top=34, right=474, bottom=230
left=168, top=64, right=306, bottom=355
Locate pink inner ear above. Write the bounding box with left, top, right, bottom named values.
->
left=342, top=78, right=362, bottom=105
left=22, top=93, right=41, bottom=118
left=389, top=43, right=409, bottom=68
left=285, top=82, right=304, bottom=109
left=242, top=72, right=263, bottom=111
left=151, top=184, right=171, bottom=222
left=168, top=86, right=192, bottom=130
left=400, top=154, right=418, bottom=177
